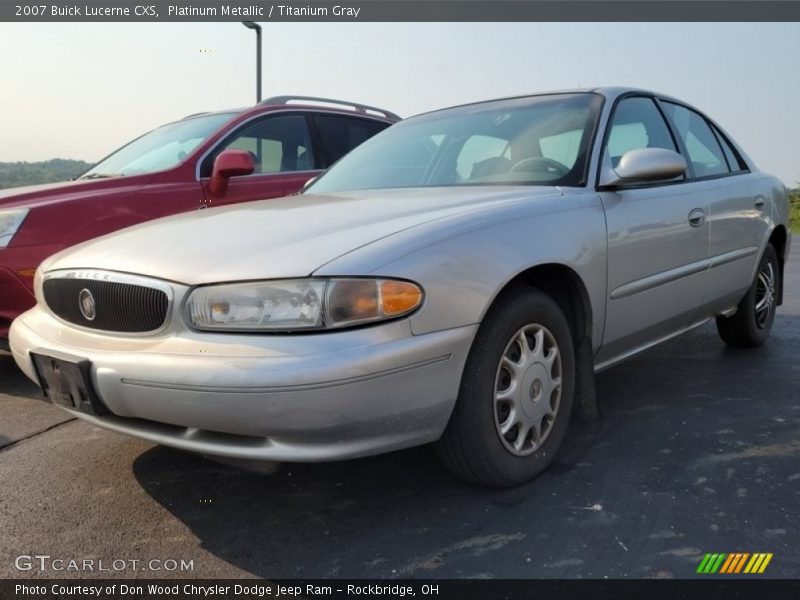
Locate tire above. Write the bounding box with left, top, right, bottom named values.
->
left=716, top=243, right=779, bottom=347
left=436, top=286, right=575, bottom=487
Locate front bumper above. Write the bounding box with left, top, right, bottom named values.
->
left=10, top=306, right=476, bottom=461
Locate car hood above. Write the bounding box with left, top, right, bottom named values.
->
left=0, top=176, right=150, bottom=210
left=44, top=186, right=562, bottom=284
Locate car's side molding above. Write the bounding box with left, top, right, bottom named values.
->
left=610, top=246, right=759, bottom=300
left=709, top=246, right=760, bottom=269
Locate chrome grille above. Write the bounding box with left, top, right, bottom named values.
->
left=43, top=277, right=169, bottom=333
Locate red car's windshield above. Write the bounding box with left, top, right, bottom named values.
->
left=80, top=112, right=237, bottom=179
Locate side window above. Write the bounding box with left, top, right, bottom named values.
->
left=711, top=124, right=746, bottom=172
left=662, top=103, right=729, bottom=178
left=201, top=115, right=313, bottom=177
left=455, top=135, right=509, bottom=180
left=604, top=97, right=677, bottom=169
left=315, top=115, right=390, bottom=166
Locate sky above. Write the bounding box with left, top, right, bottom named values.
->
left=0, top=22, right=798, bottom=185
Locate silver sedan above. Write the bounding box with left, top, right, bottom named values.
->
left=10, top=88, right=791, bottom=486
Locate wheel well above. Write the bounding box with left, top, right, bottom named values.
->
left=495, top=264, right=592, bottom=346
left=488, top=263, right=598, bottom=419
left=769, top=226, right=787, bottom=305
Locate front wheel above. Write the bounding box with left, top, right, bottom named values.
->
left=436, top=287, right=575, bottom=487
left=716, top=243, right=779, bottom=347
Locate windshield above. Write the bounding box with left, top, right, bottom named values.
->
left=307, top=93, right=603, bottom=193
left=81, top=112, right=237, bottom=178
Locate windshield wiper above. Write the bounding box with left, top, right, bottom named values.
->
left=79, top=173, right=119, bottom=180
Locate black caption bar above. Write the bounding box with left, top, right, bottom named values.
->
left=2, top=1, right=800, bottom=22
left=2, top=580, right=800, bottom=600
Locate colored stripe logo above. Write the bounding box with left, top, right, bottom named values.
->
left=697, top=552, right=773, bottom=574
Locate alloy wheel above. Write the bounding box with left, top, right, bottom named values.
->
left=754, top=261, right=776, bottom=328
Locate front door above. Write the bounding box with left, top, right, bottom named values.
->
left=596, top=96, right=709, bottom=365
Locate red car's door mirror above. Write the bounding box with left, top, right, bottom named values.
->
left=209, top=149, right=255, bottom=195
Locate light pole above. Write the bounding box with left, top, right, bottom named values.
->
left=242, top=21, right=262, bottom=103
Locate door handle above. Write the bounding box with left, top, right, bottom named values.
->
left=754, top=196, right=766, bottom=210
left=688, top=208, right=706, bottom=228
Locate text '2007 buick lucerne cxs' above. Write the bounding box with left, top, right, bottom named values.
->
left=9, top=88, right=791, bottom=486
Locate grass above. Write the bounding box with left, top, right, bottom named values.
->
left=791, top=192, right=800, bottom=233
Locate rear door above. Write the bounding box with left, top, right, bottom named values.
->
left=596, top=95, right=710, bottom=364
left=659, top=101, right=768, bottom=314
left=199, top=113, right=321, bottom=206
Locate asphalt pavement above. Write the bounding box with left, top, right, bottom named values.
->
left=1, top=247, right=798, bottom=579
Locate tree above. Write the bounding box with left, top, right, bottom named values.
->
left=0, top=159, right=94, bottom=190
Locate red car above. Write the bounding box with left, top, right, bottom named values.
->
left=0, top=96, right=398, bottom=344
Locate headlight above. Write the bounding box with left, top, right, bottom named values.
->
left=0, top=208, right=29, bottom=248
left=186, top=278, right=423, bottom=332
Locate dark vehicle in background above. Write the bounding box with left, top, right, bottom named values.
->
left=0, top=96, right=398, bottom=343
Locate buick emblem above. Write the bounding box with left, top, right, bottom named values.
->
left=78, top=288, right=96, bottom=321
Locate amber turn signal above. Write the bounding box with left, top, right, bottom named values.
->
left=326, top=278, right=423, bottom=327
left=380, top=280, right=423, bottom=316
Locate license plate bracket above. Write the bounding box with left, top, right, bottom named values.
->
left=30, top=351, right=109, bottom=416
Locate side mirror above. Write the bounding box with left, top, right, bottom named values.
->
left=599, top=148, right=687, bottom=188
left=208, top=149, right=255, bottom=195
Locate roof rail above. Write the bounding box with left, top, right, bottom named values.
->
left=261, top=95, right=400, bottom=121
left=183, top=111, right=210, bottom=119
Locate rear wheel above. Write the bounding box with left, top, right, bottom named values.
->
left=716, top=244, right=779, bottom=347
left=436, top=287, right=575, bottom=487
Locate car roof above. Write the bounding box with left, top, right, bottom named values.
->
left=412, top=86, right=693, bottom=119
left=181, top=96, right=400, bottom=123
left=590, top=86, right=687, bottom=104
